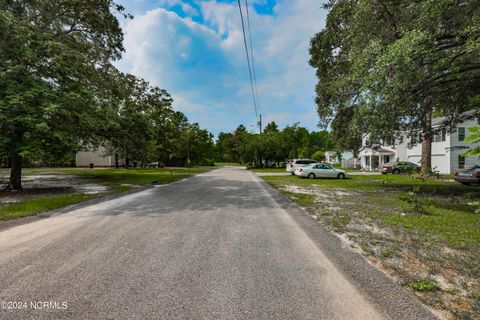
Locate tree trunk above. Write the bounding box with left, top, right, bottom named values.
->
left=125, top=157, right=130, bottom=169
left=421, top=107, right=433, bottom=173
left=7, top=154, right=22, bottom=190
left=115, top=153, right=119, bottom=169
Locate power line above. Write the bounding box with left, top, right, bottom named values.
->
left=244, top=0, right=260, bottom=118
left=237, top=0, right=259, bottom=125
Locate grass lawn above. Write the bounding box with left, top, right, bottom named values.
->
left=0, top=194, right=94, bottom=221
left=0, top=166, right=213, bottom=221
left=262, top=174, right=480, bottom=318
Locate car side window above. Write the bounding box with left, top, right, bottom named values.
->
left=324, top=165, right=333, bottom=169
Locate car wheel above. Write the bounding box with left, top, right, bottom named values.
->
left=392, top=169, right=400, bottom=174
left=337, top=173, right=345, bottom=179
left=308, top=173, right=316, bottom=179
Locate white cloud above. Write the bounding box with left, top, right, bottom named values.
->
left=117, top=0, right=327, bottom=136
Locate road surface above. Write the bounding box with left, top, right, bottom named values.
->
left=0, top=167, right=436, bottom=320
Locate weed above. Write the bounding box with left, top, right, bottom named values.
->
left=409, top=279, right=439, bottom=292
left=380, top=247, right=396, bottom=258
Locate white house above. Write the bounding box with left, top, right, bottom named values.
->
left=76, top=147, right=124, bottom=167
left=325, top=150, right=354, bottom=164
left=359, top=112, right=480, bottom=174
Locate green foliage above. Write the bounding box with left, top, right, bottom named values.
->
left=468, top=201, right=480, bottom=214
left=0, top=1, right=214, bottom=189
left=409, top=279, right=439, bottom=292
left=464, top=126, right=480, bottom=156
left=309, top=0, right=480, bottom=171
left=311, top=150, right=325, bottom=161
left=398, top=183, right=430, bottom=215
left=0, top=0, right=125, bottom=161
left=0, top=194, right=92, bottom=221
left=215, top=122, right=335, bottom=166
left=262, top=174, right=480, bottom=249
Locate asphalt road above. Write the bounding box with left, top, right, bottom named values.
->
left=0, top=167, right=436, bottom=320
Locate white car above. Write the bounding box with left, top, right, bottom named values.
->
left=294, top=163, right=348, bottom=179
left=286, top=159, right=318, bottom=175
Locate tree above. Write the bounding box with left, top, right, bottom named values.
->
left=264, top=121, right=279, bottom=133
left=464, top=127, right=480, bottom=156
left=214, top=122, right=335, bottom=165
left=311, top=150, right=325, bottom=162
left=281, top=123, right=309, bottom=159
left=310, top=0, right=480, bottom=173
left=105, top=72, right=173, bottom=167
left=0, top=0, right=126, bottom=189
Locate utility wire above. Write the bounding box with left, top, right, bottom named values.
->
left=244, top=0, right=260, bottom=117
left=237, top=0, right=259, bottom=124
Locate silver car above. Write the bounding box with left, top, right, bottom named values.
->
left=294, top=163, right=348, bottom=179
left=286, top=159, right=318, bottom=175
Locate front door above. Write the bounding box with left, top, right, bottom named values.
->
left=372, top=156, right=380, bottom=170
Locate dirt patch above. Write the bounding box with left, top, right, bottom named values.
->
left=0, top=174, right=111, bottom=204
left=275, top=183, right=480, bottom=319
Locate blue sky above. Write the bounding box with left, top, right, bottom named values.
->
left=115, top=0, right=328, bottom=137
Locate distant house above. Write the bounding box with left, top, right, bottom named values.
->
left=359, top=111, right=480, bottom=174
left=76, top=147, right=124, bottom=167
left=325, top=150, right=354, bottom=164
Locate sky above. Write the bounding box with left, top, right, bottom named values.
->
left=115, top=0, right=328, bottom=137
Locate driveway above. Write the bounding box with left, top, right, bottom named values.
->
left=0, top=167, right=435, bottom=320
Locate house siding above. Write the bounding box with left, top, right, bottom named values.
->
left=359, top=114, right=480, bottom=174
left=450, top=118, right=480, bottom=172
left=76, top=147, right=114, bottom=167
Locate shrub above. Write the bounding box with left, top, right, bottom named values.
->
left=311, top=150, right=325, bottom=161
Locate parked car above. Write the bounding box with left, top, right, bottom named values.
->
left=380, top=161, right=420, bottom=174
left=286, top=159, right=318, bottom=175
left=294, top=163, right=348, bottom=179
left=145, top=161, right=165, bottom=168
left=454, top=165, right=480, bottom=185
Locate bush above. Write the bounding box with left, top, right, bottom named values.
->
left=311, top=150, right=325, bottom=161
left=200, top=158, right=215, bottom=166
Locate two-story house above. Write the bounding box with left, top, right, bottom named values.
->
left=358, top=111, right=480, bottom=174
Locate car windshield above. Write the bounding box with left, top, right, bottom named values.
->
left=465, top=165, right=480, bottom=171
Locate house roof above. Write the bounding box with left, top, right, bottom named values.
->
left=359, top=147, right=396, bottom=156
left=431, top=109, right=479, bottom=127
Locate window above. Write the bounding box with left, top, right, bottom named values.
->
left=458, top=155, right=465, bottom=169
left=433, top=129, right=446, bottom=142
left=383, top=155, right=390, bottom=164
left=458, top=127, right=466, bottom=141
left=365, top=157, right=370, bottom=167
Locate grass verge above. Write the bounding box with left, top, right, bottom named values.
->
left=0, top=194, right=93, bottom=220
left=262, top=173, right=480, bottom=318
